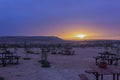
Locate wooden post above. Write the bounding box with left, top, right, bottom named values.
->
left=117, top=44, right=120, bottom=55
left=41, top=47, right=51, bottom=68
left=23, top=41, right=31, bottom=60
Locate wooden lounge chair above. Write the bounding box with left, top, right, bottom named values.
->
left=78, top=74, right=89, bottom=80
left=85, top=70, right=96, bottom=74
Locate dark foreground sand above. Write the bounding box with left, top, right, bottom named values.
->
left=0, top=48, right=118, bottom=80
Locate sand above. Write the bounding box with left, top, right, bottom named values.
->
left=0, top=47, right=119, bottom=80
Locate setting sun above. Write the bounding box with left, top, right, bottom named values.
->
left=75, top=34, right=86, bottom=39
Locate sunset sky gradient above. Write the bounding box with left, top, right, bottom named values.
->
left=0, top=0, right=120, bottom=40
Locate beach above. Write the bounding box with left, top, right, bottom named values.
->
left=0, top=47, right=117, bottom=80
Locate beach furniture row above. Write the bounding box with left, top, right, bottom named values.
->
left=0, top=51, right=20, bottom=67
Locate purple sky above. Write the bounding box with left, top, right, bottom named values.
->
left=0, top=0, right=120, bottom=40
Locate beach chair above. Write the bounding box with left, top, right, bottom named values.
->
left=78, top=74, right=89, bottom=80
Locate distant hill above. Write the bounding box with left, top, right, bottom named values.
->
left=0, top=36, right=64, bottom=43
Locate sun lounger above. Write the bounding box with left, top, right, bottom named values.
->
left=78, top=74, right=89, bottom=80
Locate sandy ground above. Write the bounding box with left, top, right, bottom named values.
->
left=0, top=47, right=119, bottom=80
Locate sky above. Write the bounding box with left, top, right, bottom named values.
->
left=0, top=0, right=120, bottom=40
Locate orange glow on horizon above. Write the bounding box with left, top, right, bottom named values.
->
left=58, top=32, right=94, bottom=40
left=52, top=24, right=108, bottom=40
left=75, top=34, right=86, bottom=39
left=56, top=24, right=101, bottom=40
